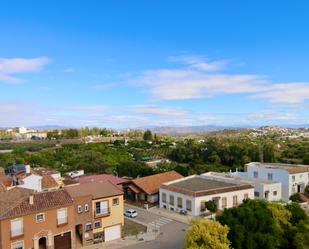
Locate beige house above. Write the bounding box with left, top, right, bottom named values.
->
left=65, top=181, right=124, bottom=245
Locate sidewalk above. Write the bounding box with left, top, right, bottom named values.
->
left=147, top=206, right=195, bottom=225
left=82, top=237, right=143, bottom=249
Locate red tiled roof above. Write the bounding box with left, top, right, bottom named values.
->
left=0, top=175, right=12, bottom=187
left=41, top=175, right=58, bottom=190
left=0, top=188, right=73, bottom=220
left=130, top=171, right=183, bottom=195
left=65, top=181, right=123, bottom=199
left=76, top=174, right=129, bottom=190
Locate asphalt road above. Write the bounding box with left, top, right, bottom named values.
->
left=125, top=221, right=188, bottom=249
left=124, top=204, right=188, bottom=249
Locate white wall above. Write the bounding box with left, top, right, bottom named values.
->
left=159, top=187, right=254, bottom=216
left=246, top=163, right=309, bottom=201
left=18, top=174, right=43, bottom=191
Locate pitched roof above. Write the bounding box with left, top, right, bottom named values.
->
left=131, top=171, right=183, bottom=195
left=76, top=174, right=129, bottom=190
left=0, top=188, right=73, bottom=220
left=65, top=181, right=123, bottom=200
left=0, top=175, right=12, bottom=187
left=41, top=175, right=58, bottom=189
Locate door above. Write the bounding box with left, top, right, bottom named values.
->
left=104, top=225, right=121, bottom=242
left=54, top=232, right=71, bottom=249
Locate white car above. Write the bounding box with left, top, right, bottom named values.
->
left=124, top=209, right=138, bottom=218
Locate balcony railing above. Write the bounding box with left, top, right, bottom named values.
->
left=94, top=208, right=110, bottom=218
left=57, top=217, right=68, bottom=226
left=11, top=228, right=23, bottom=238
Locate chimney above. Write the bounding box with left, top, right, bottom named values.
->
left=25, top=165, right=31, bottom=175
left=29, top=194, right=34, bottom=205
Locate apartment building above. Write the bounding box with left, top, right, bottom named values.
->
left=245, top=162, right=309, bottom=201
left=0, top=188, right=75, bottom=249
left=160, top=175, right=254, bottom=216
left=202, top=171, right=282, bottom=201
left=65, top=181, right=124, bottom=245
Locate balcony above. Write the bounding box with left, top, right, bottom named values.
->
left=57, top=217, right=68, bottom=226
left=11, top=228, right=23, bottom=239
left=94, top=208, right=110, bottom=218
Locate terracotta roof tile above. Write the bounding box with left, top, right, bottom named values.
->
left=76, top=174, right=129, bottom=190
left=65, top=181, right=123, bottom=199
left=41, top=175, right=58, bottom=189
left=130, top=171, right=183, bottom=195
left=0, top=188, right=73, bottom=220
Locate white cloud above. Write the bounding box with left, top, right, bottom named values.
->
left=0, top=57, right=51, bottom=83
left=139, top=69, right=269, bottom=100
left=251, top=83, right=309, bottom=105
left=169, top=55, right=228, bottom=71
left=135, top=55, right=309, bottom=105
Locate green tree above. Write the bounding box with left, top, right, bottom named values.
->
left=217, top=200, right=282, bottom=249
left=205, top=200, right=217, bottom=218
left=183, top=219, right=231, bottom=249
left=143, top=130, right=153, bottom=141
left=285, top=203, right=308, bottom=226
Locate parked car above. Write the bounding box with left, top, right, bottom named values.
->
left=124, top=209, right=138, bottom=218
left=179, top=209, right=188, bottom=215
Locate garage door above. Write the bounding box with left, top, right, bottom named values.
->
left=54, top=232, right=71, bottom=249
left=104, top=225, right=121, bottom=242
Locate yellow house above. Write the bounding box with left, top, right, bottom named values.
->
left=65, top=181, right=124, bottom=245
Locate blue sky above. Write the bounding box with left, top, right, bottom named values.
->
left=0, top=0, right=309, bottom=128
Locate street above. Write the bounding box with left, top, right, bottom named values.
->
left=124, top=204, right=189, bottom=249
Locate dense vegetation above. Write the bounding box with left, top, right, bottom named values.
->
left=185, top=200, right=309, bottom=249
left=0, top=131, right=308, bottom=176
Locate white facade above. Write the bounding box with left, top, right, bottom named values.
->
left=202, top=172, right=282, bottom=202
left=159, top=176, right=254, bottom=216
left=17, top=174, right=43, bottom=192
left=246, top=162, right=309, bottom=201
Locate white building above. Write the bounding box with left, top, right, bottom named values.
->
left=17, top=174, right=43, bottom=192
left=202, top=171, right=282, bottom=202
left=159, top=175, right=254, bottom=216
left=245, top=162, right=309, bottom=201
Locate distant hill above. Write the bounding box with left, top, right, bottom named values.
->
left=146, top=125, right=241, bottom=135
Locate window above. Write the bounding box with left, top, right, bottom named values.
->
left=57, top=208, right=68, bottom=225
left=36, top=213, right=45, bottom=222
left=95, top=201, right=108, bottom=216
left=292, top=175, right=296, bottom=182
left=94, top=221, right=101, bottom=229
left=161, top=193, right=166, bottom=203
left=177, top=197, right=183, bottom=208
left=186, top=200, right=192, bottom=211
left=169, top=195, right=174, bottom=205
left=85, top=223, right=92, bottom=231
left=233, top=195, right=238, bottom=206
left=254, top=191, right=260, bottom=197
left=112, top=198, right=119, bottom=206
left=200, top=201, right=206, bottom=211
left=244, top=193, right=249, bottom=200
left=84, top=204, right=89, bottom=212
left=11, top=218, right=23, bottom=237
left=77, top=205, right=82, bottom=213
left=11, top=241, right=24, bottom=249
left=221, top=197, right=227, bottom=209
left=273, top=191, right=277, bottom=196
left=253, top=171, right=258, bottom=178
left=267, top=173, right=273, bottom=181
